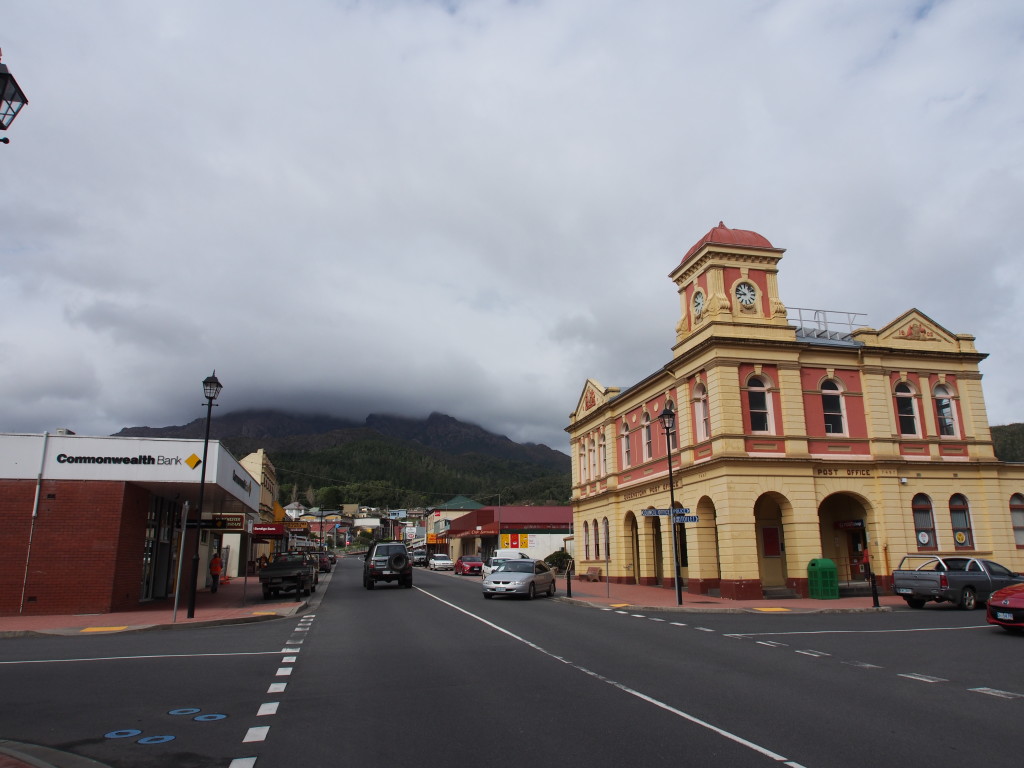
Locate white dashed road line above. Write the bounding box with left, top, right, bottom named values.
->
left=242, top=726, right=269, bottom=743
left=898, top=673, right=948, bottom=683
left=970, top=687, right=1024, bottom=699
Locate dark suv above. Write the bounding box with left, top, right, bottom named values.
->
left=363, top=542, right=413, bottom=589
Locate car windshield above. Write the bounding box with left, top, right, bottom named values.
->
left=375, top=545, right=405, bottom=556
left=272, top=553, right=304, bottom=564
left=434, top=555, right=451, bottom=560
left=497, top=561, right=533, bottom=573
left=463, top=556, right=482, bottom=562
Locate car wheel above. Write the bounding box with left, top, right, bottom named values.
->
left=483, top=593, right=493, bottom=599
left=904, top=598, right=926, bottom=609
left=547, top=581, right=556, bottom=597
left=311, top=583, right=317, bottom=593
left=262, top=589, right=272, bottom=600
left=1000, top=625, right=1023, bottom=634
left=527, top=583, right=536, bottom=600
left=959, top=587, right=977, bottom=610
left=364, top=577, right=374, bottom=590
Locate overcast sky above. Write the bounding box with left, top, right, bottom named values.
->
left=2, top=0, right=1022, bottom=454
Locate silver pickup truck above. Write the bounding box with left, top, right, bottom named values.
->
left=892, top=554, right=1024, bottom=610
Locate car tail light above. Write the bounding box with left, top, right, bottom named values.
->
left=940, top=574, right=949, bottom=589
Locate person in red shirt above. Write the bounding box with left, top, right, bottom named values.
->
left=209, top=552, right=224, bottom=593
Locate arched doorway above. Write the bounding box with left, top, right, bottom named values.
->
left=650, top=518, right=664, bottom=586
left=625, top=512, right=639, bottom=585
left=818, top=492, right=872, bottom=582
left=754, top=493, right=789, bottom=588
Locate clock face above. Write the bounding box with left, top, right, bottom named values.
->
left=692, top=291, right=704, bottom=316
left=735, top=282, right=757, bottom=306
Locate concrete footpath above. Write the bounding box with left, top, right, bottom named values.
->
left=558, top=575, right=902, bottom=613
left=0, top=573, right=306, bottom=639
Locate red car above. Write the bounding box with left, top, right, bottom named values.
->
left=987, top=582, right=1024, bottom=633
left=455, top=555, right=484, bottom=576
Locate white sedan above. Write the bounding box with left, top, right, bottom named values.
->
left=428, top=554, right=454, bottom=570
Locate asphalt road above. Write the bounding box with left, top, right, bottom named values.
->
left=1, top=555, right=1020, bottom=768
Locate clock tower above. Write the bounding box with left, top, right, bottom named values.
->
left=670, top=221, right=791, bottom=356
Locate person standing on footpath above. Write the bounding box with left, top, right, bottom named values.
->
left=209, top=551, right=223, bottom=593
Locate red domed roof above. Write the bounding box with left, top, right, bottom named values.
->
left=680, top=222, right=775, bottom=263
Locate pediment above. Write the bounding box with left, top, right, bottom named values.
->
left=875, top=309, right=958, bottom=349
left=573, top=378, right=619, bottom=417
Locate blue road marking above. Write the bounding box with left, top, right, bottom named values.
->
left=104, top=730, right=142, bottom=739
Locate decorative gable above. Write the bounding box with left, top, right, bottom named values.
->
left=869, top=309, right=959, bottom=350
left=572, top=379, right=620, bottom=420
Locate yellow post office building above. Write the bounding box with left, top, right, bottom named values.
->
left=568, top=223, right=1024, bottom=600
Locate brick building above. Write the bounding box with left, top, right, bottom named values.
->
left=567, top=223, right=1024, bottom=599
left=0, top=432, right=260, bottom=616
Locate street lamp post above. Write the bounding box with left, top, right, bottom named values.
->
left=0, top=49, right=30, bottom=141
left=186, top=371, right=223, bottom=619
left=658, top=402, right=686, bottom=606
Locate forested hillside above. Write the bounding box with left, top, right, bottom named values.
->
left=115, top=410, right=571, bottom=508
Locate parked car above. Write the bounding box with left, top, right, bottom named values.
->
left=363, top=542, right=413, bottom=589
left=428, top=553, right=454, bottom=571
left=892, top=554, right=1024, bottom=609
left=986, top=583, right=1024, bottom=633
left=455, top=555, right=484, bottom=576
left=259, top=551, right=316, bottom=600
left=316, top=552, right=332, bottom=572
left=482, top=559, right=556, bottom=599
left=412, top=549, right=428, bottom=566
left=482, top=549, right=530, bottom=575
left=326, top=552, right=337, bottom=564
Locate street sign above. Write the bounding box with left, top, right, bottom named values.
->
left=673, top=514, right=699, bottom=524
left=641, top=508, right=691, bottom=516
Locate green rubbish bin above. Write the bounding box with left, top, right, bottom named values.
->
left=807, top=558, right=839, bottom=600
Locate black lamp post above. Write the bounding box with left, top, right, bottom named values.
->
left=0, top=49, right=29, bottom=142
left=658, top=402, right=686, bottom=606
left=186, top=371, right=223, bottom=619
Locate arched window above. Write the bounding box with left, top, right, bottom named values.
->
left=934, top=384, right=958, bottom=437
left=912, top=494, right=937, bottom=550
left=642, top=413, right=653, bottom=461
left=598, top=433, right=607, bottom=476
left=593, top=519, right=600, bottom=561
left=588, top=438, right=597, bottom=480
left=602, top=517, right=610, bottom=560
left=950, top=494, right=973, bottom=549
left=693, top=384, right=710, bottom=442
left=1011, top=494, right=1024, bottom=548
left=895, top=382, right=919, bottom=436
left=578, top=441, right=587, bottom=483
left=583, top=521, right=590, bottom=559
left=821, top=379, right=845, bottom=435
left=621, top=424, right=631, bottom=468
left=746, top=376, right=772, bottom=433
